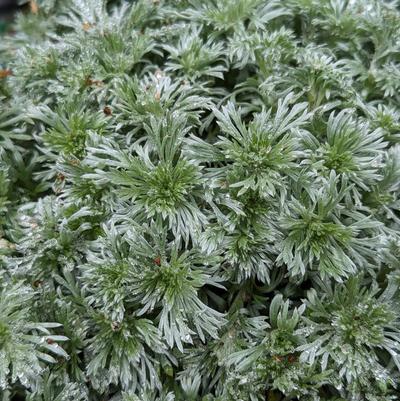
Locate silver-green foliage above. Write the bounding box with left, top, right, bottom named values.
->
left=1, top=0, right=400, bottom=400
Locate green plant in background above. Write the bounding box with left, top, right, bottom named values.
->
left=1, top=0, right=400, bottom=400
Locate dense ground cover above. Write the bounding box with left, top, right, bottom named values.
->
left=1, top=1, right=400, bottom=400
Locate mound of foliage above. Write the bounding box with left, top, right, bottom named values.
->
left=1, top=0, right=400, bottom=400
